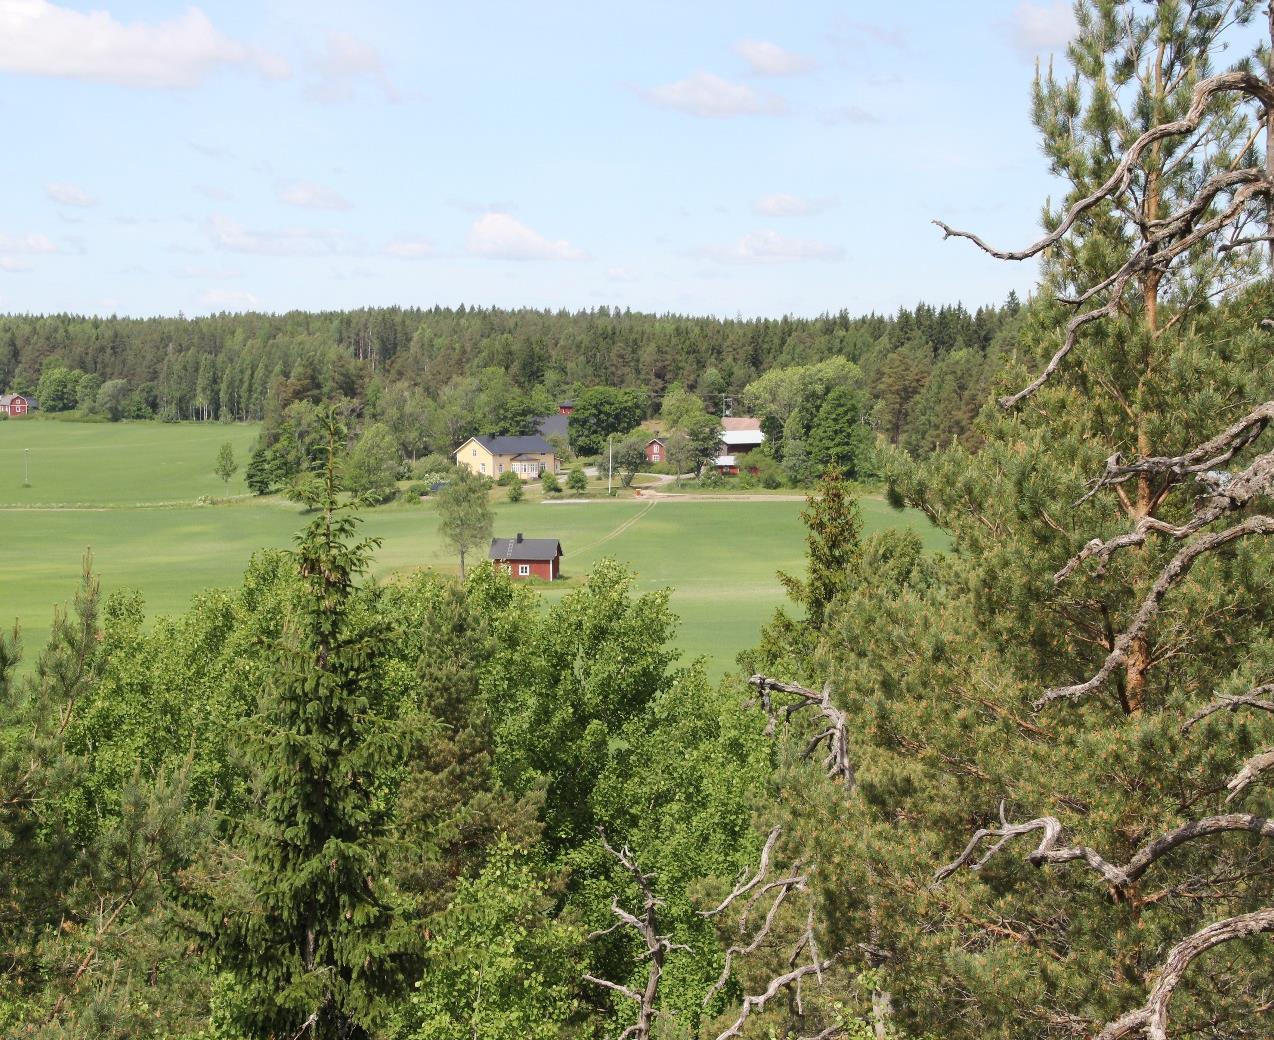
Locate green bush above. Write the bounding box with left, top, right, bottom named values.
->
left=507, top=482, right=524, bottom=503
left=497, top=470, right=522, bottom=487
left=412, top=454, right=456, bottom=479
left=566, top=466, right=588, bottom=493
left=404, top=482, right=431, bottom=499
left=541, top=471, right=562, bottom=494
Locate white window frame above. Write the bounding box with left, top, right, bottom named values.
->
left=518, top=564, right=530, bottom=576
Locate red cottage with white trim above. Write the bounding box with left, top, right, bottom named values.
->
left=489, top=533, right=563, bottom=581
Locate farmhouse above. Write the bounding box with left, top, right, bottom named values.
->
left=644, top=436, right=665, bottom=463
left=0, top=393, right=37, bottom=417
left=489, top=533, right=563, bottom=581
left=714, top=416, right=764, bottom=475
left=454, top=434, right=557, bottom=480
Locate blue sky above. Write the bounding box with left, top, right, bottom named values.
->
left=0, top=1, right=1081, bottom=318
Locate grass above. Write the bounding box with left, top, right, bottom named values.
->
left=0, top=421, right=948, bottom=677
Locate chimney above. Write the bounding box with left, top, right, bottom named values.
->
left=516, top=532, right=523, bottom=543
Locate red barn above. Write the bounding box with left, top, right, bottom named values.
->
left=557, top=400, right=574, bottom=415
left=489, top=533, right=563, bottom=581
left=0, top=393, right=35, bottom=417
left=644, top=437, right=665, bottom=463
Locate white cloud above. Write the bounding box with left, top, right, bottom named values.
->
left=278, top=181, right=352, bottom=210
left=46, top=182, right=96, bottom=207
left=385, top=238, right=432, bottom=258
left=606, top=266, right=638, bottom=282
left=735, top=40, right=815, bottom=77
left=1006, top=2, right=1077, bottom=57
left=641, top=72, right=786, bottom=118
left=696, top=230, right=844, bottom=264
left=0, top=1, right=289, bottom=88
left=753, top=193, right=835, bottom=217
left=821, top=104, right=879, bottom=125
left=0, top=231, right=59, bottom=254
left=0, top=257, right=32, bottom=273
left=467, top=213, right=585, bottom=261
left=307, top=33, right=398, bottom=103
left=208, top=214, right=346, bottom=256
left=200, top=288, right=260, bottom=310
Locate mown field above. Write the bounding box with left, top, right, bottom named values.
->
left=0, top=420, right=947, bottom=675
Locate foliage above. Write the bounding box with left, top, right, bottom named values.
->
left=343, top=421, right=401, bottom=503
left=214, top=441, right=237, bottom=489
left=436, top=467, right=495, bottom=578
left=190, top=409, right=410, bottom=1040
left=614, top=434, right=648, bottom=487
left=566, top=465, right=588, bottom=493
left=506, top=480, right=523, bottom=503
left=540, top=469, right=561, bottom=494
left=567, top=386, right=646, bottom=455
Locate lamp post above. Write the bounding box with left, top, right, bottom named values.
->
left=607, top=435, right=613, bottom=495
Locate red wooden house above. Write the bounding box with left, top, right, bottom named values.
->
left=489, top=533, right=563, bottom=581
left=644, top=437, right=665, bottom=464
left=0, top=394, right=36, bottom=417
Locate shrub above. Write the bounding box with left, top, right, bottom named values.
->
left=566, top=466, right=588, bottom=493
left=412, top=454, right=456, bottom=479
left=405, top=482, right=431, bottom=499
left=497, top=470, right=522, bottom=487
left=541, top=471, right=562, bottom=495
left=507, top=482, right=524, bottom=503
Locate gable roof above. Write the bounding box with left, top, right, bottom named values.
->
left=721, top=416, right=761, bottom=431
left=489, top=536, right=563, bottom=562
left=456, top=434, right=554, bottom=456
left=645, top=436, right=665, bottom=446
left=537, top=413, right=569, bottom=439
left=721, top=429, right=764, bottom=447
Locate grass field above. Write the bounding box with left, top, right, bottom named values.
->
left=0, top=421, right=947, bottom=675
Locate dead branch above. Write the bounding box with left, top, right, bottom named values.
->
left=700, top=827, right=850, bottom=1040
left=748, top=675, right=854, bottom=785
left=701, top=827, right=783, bottom=919
left=1092, top=908, right=1274, bottom=1040
left=1183, top=685, right=1274, bottom=730
left=934, top=802, right=1274, bottom=893
left=1039, top=514, right=1274, bottom=707
left=1225, top=749, right=1274, bottom=803
left=582, top=831, right=689, bottom=1040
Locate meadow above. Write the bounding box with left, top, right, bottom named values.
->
left=0, top=420, right=946, bottom=675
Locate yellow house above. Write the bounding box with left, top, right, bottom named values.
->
left=454, top=435, right=558, bottom=480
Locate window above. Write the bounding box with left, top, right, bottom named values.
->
left=480, top=463, right=486, bottom=473
left=471, top=449, right=477, bottom=457
left=498, top=464, right=504, bottom=473
left=518, top=564, right=530, bottom=576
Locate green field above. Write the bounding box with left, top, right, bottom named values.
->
left=0, top=421, right=947, bottom=675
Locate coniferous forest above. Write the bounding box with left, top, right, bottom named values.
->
left=3, top=3, right=1274, bottom=1039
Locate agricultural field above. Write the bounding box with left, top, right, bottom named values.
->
left=0, top=420, right=947, bottom=675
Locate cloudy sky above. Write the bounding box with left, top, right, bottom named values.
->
left=0, top=0, right=1079, bottom=318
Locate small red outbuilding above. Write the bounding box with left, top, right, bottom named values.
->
left=489, top=533, right=563, bottom=581
left=644, top=437, right=665, bottom=464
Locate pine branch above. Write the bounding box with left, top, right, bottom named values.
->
left=747, top=675, right=854, bottom=785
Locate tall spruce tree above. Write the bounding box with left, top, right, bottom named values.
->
left=196, top=408, right=408, bottom=1039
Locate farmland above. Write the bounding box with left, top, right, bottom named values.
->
left=0, top=420, right=946, bottom=674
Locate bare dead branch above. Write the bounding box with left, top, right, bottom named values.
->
left=1039, top=514, right=1274, bottom=707
left=1183, top=685, right=1274, bottom=730
left=582, top=831, right=689, bottom=1040
left=748, top=675, right=854, bottom=785
left=1226, top=749, right=1274, bottom=803
left=935, top=802, right=1274, bottom=891
left=711, top=948, right=838, bottom=1040
left=701, top=827, right=783, bottom=919
left=935, top=70, right=1274, bottom=263
left=1093, top=908, right=1274, bottom=1040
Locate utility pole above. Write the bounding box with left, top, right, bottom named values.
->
left=608, top=435, right=613, bottom=494
left=22, top=448, right=30, bottom=488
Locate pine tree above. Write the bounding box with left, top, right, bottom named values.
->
left=195, top=408, right=408, bottom=1039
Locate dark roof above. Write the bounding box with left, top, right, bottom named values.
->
left=459, top=434, right=554, bottom=456
left=489, top=536, right=563, bottom=562
left=645, top=436, right=665, bottom=445
left=537, top=413, right=569, bottom=438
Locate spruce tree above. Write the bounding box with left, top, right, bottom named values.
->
left=197, top=408, right=407, bottom=1039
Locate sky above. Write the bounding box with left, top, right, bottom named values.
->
left=0, top=0, right=1082, bottom=319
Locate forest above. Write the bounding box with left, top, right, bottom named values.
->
left=3, top=2, right=1274, bottom=1038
